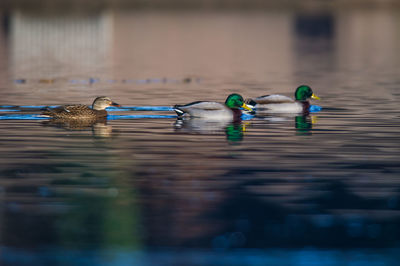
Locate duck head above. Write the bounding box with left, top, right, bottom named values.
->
left=92, top=96, right=121, bottom=110
left=225, top=93, right=253, bottom=111
left=295, top=85, right=320, bottom=101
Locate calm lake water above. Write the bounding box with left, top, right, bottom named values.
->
left=1, top=6, right=400, bottom=266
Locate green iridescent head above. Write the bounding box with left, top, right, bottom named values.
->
left=294, top=85, right=320, bottom=101
left=225, top=93, right=253, bottom=111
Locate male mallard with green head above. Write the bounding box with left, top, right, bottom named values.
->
left=42, top=96, right=121, bottom=119
left=174, top=93, right=253, bottom=121
left=246, top=85, right=320, bottom=114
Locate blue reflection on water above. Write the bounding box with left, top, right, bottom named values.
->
left=0, top=105, right=175, bottom=111
left=0, top=105, right=320, bottom=120
left=0, top=114, right=176, bottom=120
left=108, top=106, right=175, bottom=111
left=0, top=114, right=48, bottom=120
left=0, top=109, right=19, bottom=112
left=1, top=247, right=398, bottom=266
left=0, top=105, right=321, bottom=113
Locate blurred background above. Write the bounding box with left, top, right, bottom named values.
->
left=0, top=0, right=399, bottom=104
left=1, top=1, right=400, bottom=265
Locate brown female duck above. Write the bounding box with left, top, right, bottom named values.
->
left=42, top=96, right=121, bottom=119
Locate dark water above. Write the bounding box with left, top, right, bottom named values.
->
left=1, top=6, right=400, bottom=266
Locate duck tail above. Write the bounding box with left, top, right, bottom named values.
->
left=173, top=105, right=185, bottom=117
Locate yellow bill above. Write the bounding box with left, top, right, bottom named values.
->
left=311, top=93, right=320, bottom=100
left=241, top=103, right=253, bottom=111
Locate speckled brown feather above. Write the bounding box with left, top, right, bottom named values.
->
left=42, top=104, right=107, bottom=119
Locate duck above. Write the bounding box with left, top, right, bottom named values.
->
left=246, top=85, right=320, bottom=114
left=41, top=96, right=121, bottom=119
left=173, top=93, right=253, bottom=121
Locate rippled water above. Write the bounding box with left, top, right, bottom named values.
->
left=1, top=6, right=400, bottom=266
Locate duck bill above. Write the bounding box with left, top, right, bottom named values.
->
left=311, top=93, right=320, bottom=100
left=111, top=102, right=121, bottom=107
left=241, top=103, right=253, bottom=112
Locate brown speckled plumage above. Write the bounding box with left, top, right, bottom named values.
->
left=42, top=105, right=107, bottom=119
left=42, top=96, right=120, bottom=119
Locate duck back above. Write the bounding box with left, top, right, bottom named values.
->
left=42, top=105, right=107, bottom=119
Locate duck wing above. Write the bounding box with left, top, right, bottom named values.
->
left=177, top=101, right=224, bottom=110
left=42, top=104, right=96, bottom=118
left=249, top=95, right=304, bottom=114
left=174, top=101, right=225, bottom=116
left=251, top=94, right=295, bottom=104
left=61, top=104, right=91, bottom=113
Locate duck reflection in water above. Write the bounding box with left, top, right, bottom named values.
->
left=295, top=115, right=317, bottom=135
left=246, top=113, right=317, bottom=135
left=174, top=118, right=246, bottom=143
left=42, top=117, right=113, bottom=137
left=225, top=123, right=246, bottom=143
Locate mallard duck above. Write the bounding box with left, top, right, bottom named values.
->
left=246, top=85, right=320, bottom=114
left=174, top=93, right=253, bottom=121
left=42, top=96, right=120, bottom=119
